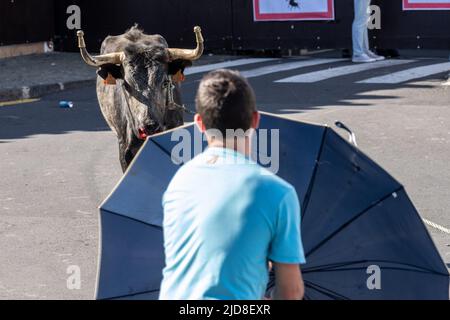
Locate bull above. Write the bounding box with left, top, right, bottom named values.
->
left=77, top=26, right=204, bottom=172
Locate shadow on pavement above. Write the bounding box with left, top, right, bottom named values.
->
left=178, top=57, right=442, bottom=116
left=269, top=82, right=436, bottom=116
left=0, top=86, right=110, bottom=142
left=1, top=56, right=446, bottom=142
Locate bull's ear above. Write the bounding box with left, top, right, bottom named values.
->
left=97, top=67, right=109, bottom=80
left=97, top=64, right=124, bottom=80
left=168, top=59, right=193, bottom=75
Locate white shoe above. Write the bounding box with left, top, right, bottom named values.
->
left=366, top=50, right=385, bottom=61
left=352, top=53, right=376, bottom=63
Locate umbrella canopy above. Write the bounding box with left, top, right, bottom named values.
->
left=96, top=112, right=449, bottom=300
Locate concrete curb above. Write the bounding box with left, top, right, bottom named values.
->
left=0, top=78, right=96, bottom=102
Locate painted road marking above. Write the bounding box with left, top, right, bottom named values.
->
left=276, top=59, right=414, bottom=83
left=359, top=62, right=450, bottom=84
left=0, top=98, right=40, bottom=107
left=185, top=58, right=278, bottom=76
left=241, top=58, right=345, bottom=79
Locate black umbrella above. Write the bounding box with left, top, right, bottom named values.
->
left=96, top=112, right=449, bottom=300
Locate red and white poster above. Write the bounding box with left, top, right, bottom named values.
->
left=253, top=0, right=335, bottom=21
left=403, top=0, right=450, bottom=10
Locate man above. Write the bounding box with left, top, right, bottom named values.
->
left=159, top=69, right=305, bottom=300
left=352, top=0, right=385, bottom=63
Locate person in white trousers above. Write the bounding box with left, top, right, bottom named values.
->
left=352, top=0, right=385, bottom=63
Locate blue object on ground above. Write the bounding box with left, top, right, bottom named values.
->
left=59, top=101, right=73, bottom=108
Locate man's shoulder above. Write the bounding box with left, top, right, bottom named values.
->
left=166, top=158, right=198, bottom=186
left=170, top=151, right=208, bottom=177
left=168, top=152, right=296, bottom=199
left=253, top=168, right=297, bottom=200
left=166, top=151, right=216, bottom=190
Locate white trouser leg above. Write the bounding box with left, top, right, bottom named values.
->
left=363, top=18, right=370, bottom=53
left=352, top=0, right=371, bottom=57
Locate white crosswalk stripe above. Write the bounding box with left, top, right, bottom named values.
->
left=184, top=58, right=278, bottom=76
left=275, top=59, right=414, bottom=83
left=240, top=58, right=345, bottom=79
left=185, top=57, right=448, bottom=85
left=358, top=62, right=450, bottom=84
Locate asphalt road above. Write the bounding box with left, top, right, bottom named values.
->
left=0, top=53, right=449, bottom=299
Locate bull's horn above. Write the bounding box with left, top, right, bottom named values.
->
left=168, top=26, right=204, bottom=61
left=76, top=30, right=125, bottom=67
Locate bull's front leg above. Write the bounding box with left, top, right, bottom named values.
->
left=118, top=139, right=129, bottom=173
left=118, top=137, right=144, bottom=173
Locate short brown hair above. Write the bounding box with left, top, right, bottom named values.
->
left=195, top=69, right=256, bottom=135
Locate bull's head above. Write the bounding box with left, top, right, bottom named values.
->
left=76, top=27, right=204, bottom=138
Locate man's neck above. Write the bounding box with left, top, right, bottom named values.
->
left=208, top=138, right=251, bottom=157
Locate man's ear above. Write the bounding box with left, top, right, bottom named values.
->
left=251, top=111, right=261, bottom=130
left=194, top=114, right=206, bottom=133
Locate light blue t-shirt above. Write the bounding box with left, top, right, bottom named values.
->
left=159, top=147, right=305, bottom=300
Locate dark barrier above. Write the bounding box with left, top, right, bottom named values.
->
left=233, top=0, right=450, bottom=51
left=2, top=1, right=449, bottom=51
left=372, top=1, right=450, bottom=50
left=233, top=0, right=353, bottom=51
left=0, top=0, right=54, bottom=46
left=53, top=0, right=234, bottom=53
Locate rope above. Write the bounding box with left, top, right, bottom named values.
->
left=422, top=218, right=450, bottom=235
left=163, top=77, right=195, bottom=115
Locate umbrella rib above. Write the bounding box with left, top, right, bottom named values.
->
left=151, top=139, right=184, bottom=166
left=100, top=140, right=175, bottom=229
left=301, top=128, right=328, bottom=221
left=303, top=259, right=449, bottom=276
left=101, top=208, right=163, bottom=230
left=304, top=261, right=371, bottom=273
left=306, top=265, right=447, bottom=276
left=305, top=186, right=404, bottom=258
left=307, top=266, right=449, bottom=276
left=99, top=289, right=160, bottom=300
left=304, top=260, right=371, bottom=271
left=304, top=280, right=350, bottom=300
